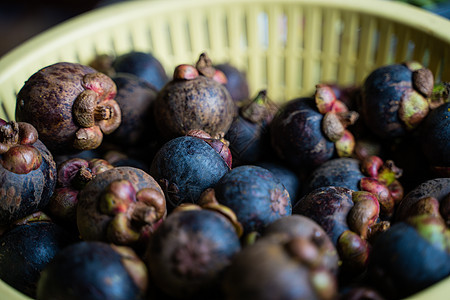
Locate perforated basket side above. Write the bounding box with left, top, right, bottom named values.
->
left=1, top=0, right=450, bottom=121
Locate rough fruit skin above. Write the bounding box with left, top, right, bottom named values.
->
left=420, top=102, right=450, bottom=167
left=0, top=221, right=76, bottom=298
left=360, top=64, right=413, bottom=139
left=0, top=140, right=57, bottom=226
left=145, top=209, right=241, bottom=299
left=270, top=97, right=335, bottom=171
left=213, top=165, right=292, bottom=234
left=153, top=75, right=236, bottom=141
left=304, top=158, right=364, bottom=196
left=368, top=222, right=450, bottom=299
left=36, top=241, right=145, bottom=300
left=149, top=136, right=230, bottom=211
left=15, top=62, right=98, bottom=153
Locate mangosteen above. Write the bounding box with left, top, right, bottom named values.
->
left=76, top=166, right=166, bottom=249
left=15, top=62, right=121, bottom=154
left=367, top=214, right=450, bottom=299
left=360, top=61, right=434, bottom=139
left=304, top=158, right=365, bottom=196
left=112, top=51, right=169, bottom=90
left=36, top=241, right=148, bottom=300
left=255, top=160, right=302, bottom=206
left=214, top=62, right=250, bottom=105
left=222, top=233, right=338, bottom=300
left=304, top=156, right=403, bottom=220
left=0, top=119, right=57, bottom=226
left=225, top=90, right=278, bottom=167
left=395, top=177, right=450, bottom=223
left=153, top=53, right=236, bottom=141
left=0, top=215, right=76, bottom=298
left=270, top=85, right=359, bottom=172
left=149, top=130, right=231, bottom=212
left=144, top=206, right=241, bottom=299
left=419, top=102, right=450, bottom=175
left=262, top=215, right=340, bottom=275
left=47, top=157, right=114, bottom=230
left=211, top=165, right=292, bottom=234
left=102, top=72, right=159, bottom=151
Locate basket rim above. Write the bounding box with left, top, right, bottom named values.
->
left=1, top=0, right=450, bottom=85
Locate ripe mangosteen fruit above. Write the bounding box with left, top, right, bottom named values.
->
left=15, top=62, right=121, bottom=154
left=36, top=241, right=148, bottom=300
left=360, top=61, right=434, bottom=139
left=255, top=160, right=302, bottom=207
left=367, top=214, right=450, bottom=299
left=270, top=85, right=359, bottom=172
left=112, top=51, right=169, bottom=90
left=262, top=215, right=340, bottom=275
left=214, top=62, right=250, bottom=105
left=103, top=72, right=159, bottom=150
left=149, top=131, right=231, bottom=212
left=212, top=165, right=291, bottom=234
left=76, top=166, right=166, bottom=249
left=0, top=119, right=57, bottom=226
left=395, top=177, right=450, bottom=223
left=293, top=186, right=354, bottom=245
left=304, top=158, right=365, bottom=196
left=419, top=102, right=450, bottom=175
left=225, top=90, right=277, bottom=166
left=0, top=215, right=76, bottom=298
left=144, top=206, right=241, bottom=299
left=153, top=53, right=236, bottom=141
left=222, top=233, right=338, bottom=300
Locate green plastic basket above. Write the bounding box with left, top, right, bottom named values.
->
left=0, top=0, right=449, bottom=299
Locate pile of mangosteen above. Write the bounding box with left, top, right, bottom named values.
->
left=0, top=49, right=449, bottom=300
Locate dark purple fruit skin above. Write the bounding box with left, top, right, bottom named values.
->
left=368, top=222, right=450, bottom=299
left=36, top=241, right=144, bottom=300
left=360, top=64, right=413, bottom=139
left=420, top=102, right=450, bottom=167
left=270, top=97, right=335, bottom=171
left=225, top=115, right=272, bottom=166
left=304, top=158, right=364, bottom=196
left=0, top=140, right=57, bottom=226
left=105, top=73, right=158, bottom=148
left=255, top=161, right=301, bottom=206
left=0, top=221, right=76, bottom=298
left=112, top=51, right=169, bottom=90
left=214, top=165, right=291, bottom=234
left=149, top=136, right=230, bottom=211
left=15, top=62, right=98, bottom=154
left=145, top=209, right=241, bottom=299
left=396, top=178, right=450, bottom=222
left=153, top=75, right=235, bottom=141
left=214, top=63, right=249, bottom=104
left=293, top=186, right=354, bottom=245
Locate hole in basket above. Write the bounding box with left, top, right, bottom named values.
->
left=258, top=11, right=269, bottom=50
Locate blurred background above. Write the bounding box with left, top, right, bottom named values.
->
left=0, top=0, right=449, bottom=58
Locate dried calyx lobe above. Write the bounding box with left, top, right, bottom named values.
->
left=0, top=119, right=57, bottom=226
left=15, top=62, right=121, bottom=154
